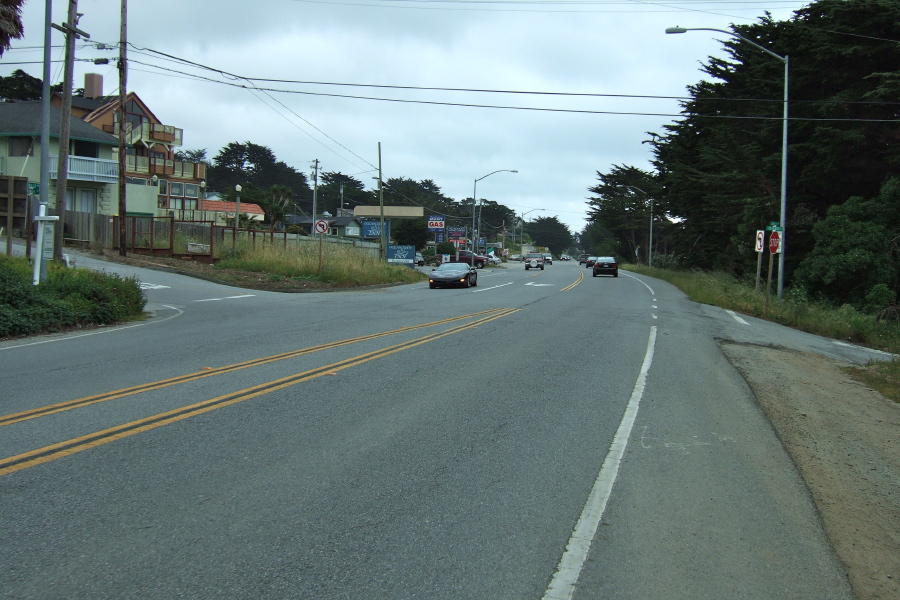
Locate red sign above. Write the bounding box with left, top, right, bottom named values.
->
left=769, top=231, right=782, bottom=254
left=314, top=220, right=329, bottom=234
left=755, top=230, right=765, bottom=253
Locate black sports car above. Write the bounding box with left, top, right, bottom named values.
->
left=429, top=262, right=478, bottom=289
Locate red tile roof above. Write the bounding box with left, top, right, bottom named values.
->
left=199, top=199, right=265, bottom=215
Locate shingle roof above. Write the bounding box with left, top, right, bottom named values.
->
left=0, top=100, right=119, bottom=145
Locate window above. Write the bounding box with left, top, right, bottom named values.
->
left=170, top=182, right=184, bottom=197
left=9, top=137, right=34, bottom=157
left=72, top=140, right=99, bottom=158
left=184, top=183, right=199, bottom=198
left=158, top=179, right=168, bottom=195
left=65, top=187, right=98, bottom=213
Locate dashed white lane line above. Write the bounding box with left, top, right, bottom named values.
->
left=472, top=282, right=514, bottom=293
left=726, top=310, right=750, bottom=325
left=193, top=294, right=256, bottom=302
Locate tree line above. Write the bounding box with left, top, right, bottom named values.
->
left=582, top=0, right=900, bottom=311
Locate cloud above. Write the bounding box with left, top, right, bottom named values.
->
left=6, top=0, right=804, bottom=234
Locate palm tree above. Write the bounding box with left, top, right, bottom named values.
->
left=0, top=0, right=26, bottom=57
left=261, top=185, right=292, bottom=231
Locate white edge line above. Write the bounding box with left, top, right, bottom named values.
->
left=620, top=271, right=655, bottom=296
left=193, top=294, right=257, bottom=302
left=726, top=309, right=750, bottom=325
left=543, top=326, right=658, bottom=600
left=833, top=340, right=895, bottom=357
left=0, top=305, right=184, bottom=351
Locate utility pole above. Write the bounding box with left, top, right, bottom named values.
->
left=53, top=0, right=89, bottom=260
left=378, top=142, right=385, bottom=260
left=311, top=159, right=319, bottom=221
left=117, top=0, right=127, bottom=256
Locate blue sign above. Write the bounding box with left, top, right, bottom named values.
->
left=387, top=245, right=416, bottom=267
left=435, top=233, right=444, bottom=243
left=361, top=220, right=390, bottom=239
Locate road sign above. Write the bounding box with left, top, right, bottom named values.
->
left=427, top=217, right=445, bottom=232
left=755, top=230, right=765, bottom=253
left=28, top=182, right=40, bottom=196
left=387, top=244, right=415, bottom=266
left=314, top=219, right=329, bottom=234
left=769, top=230, right=782, bottom=254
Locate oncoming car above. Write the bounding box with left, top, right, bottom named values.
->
left=429, top=262, right=478, bottom=288
left=592, top=256, right=618, bottom=277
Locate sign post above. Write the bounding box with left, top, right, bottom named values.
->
left=755, top=230, right=764, bottom=292
left=32, top=203, right=59, bottom=285
left=766, top=229, right=783, bottom=306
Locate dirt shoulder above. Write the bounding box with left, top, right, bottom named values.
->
left=722, top=343, right=899, bottom=600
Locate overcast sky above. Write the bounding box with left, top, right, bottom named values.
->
left=4, top=0, right=807, bottom=233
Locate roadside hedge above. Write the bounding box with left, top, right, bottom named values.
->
left=0, top=255, right=146, bottom=339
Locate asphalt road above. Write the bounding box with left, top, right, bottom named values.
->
left=1, top=254, right=881, bottom=599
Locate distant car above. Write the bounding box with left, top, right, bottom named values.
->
left=543, top=253, right=553, bottom=265
left=415, top=252, right=425, bottom=266
left=585, top=256, right=598, bottom=268
left=577, top=253, right=589, bottom=264
left=488, top=255, right=502, bottom=265
left=429, top=262, right=478, bottom=288
left=510, top=254, right=523, bottom=262
left=524, top=252, right=545, bottom=270
left=560, top=255, right=571, bottom=261
left=592, top=256, right=618, bottom=277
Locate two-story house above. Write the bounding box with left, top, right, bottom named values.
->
left=0, top=99, right=121, bottom=226
left=73, top=73, right=208, bottom=219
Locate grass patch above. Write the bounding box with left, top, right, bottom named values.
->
left=0, top=254, right=147, bottom=339
left=216, top=241, right=427, bottom=286
left=624, top=264, right=900, bottom=402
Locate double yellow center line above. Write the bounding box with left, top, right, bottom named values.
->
left=0, top=308, right=519, bottom=477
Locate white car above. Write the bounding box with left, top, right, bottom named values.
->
left=488, top=255, right=502, bottom=265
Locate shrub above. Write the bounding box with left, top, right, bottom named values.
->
left=0, top=255, right=146, bottom=339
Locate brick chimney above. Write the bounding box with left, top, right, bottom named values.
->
left=84, top=73, right=103, bottom=99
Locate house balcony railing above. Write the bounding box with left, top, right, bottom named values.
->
left=49, top=156, right=118, bottom=184
left=125, top=156, right=205, bottom=180
left=125, top=123, right=183, bottom=148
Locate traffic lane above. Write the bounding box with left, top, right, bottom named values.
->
left=573, top=275, right=853, bottom=599
left=0, top=308, right=522, bottom=453
left=0, top=281, right=655, bottom=599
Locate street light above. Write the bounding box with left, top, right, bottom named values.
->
left=234, top=184, right=242, bottom=231
left=472, top=169, right=517, bottom=253
left=621, top=185, right=654, bottom=267
left=519, top=208, right=544, bottom=252
left=666, top=25, right=788, bottom=299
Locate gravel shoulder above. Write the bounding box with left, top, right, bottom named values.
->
left=722, top=343, right=899, bottom=600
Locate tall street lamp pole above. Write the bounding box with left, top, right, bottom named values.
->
left=519, top=208, right=544, bottom=252
left=666, top=26, right=788, bottom=299
left=472, top=169, right=517, bottom=253
left=234, top=184, right=242, bottom=231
